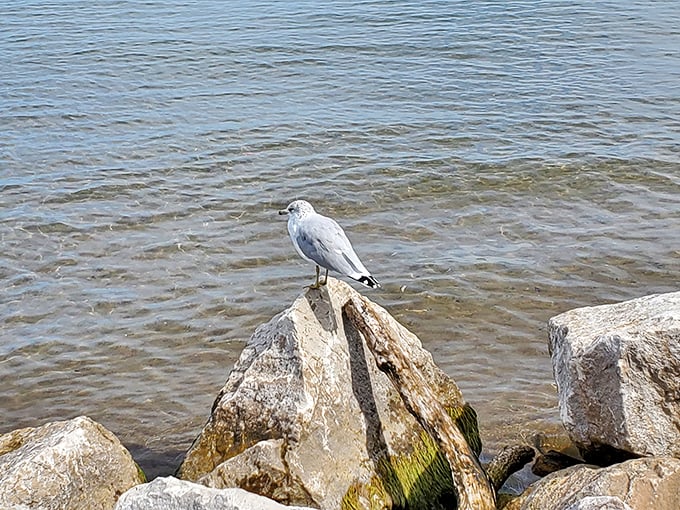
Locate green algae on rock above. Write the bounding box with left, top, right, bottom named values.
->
left=341, top=404, right=481, bottom=510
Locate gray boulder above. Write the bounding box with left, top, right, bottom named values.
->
left=548, top=291, right=680, bottom=461
left=0, top=415, right=144, bottom=510
left=503, top=457, right=680, bottom=510
left=178, top=277, right=480, bottom=509
left=114, top=477, right=314, bottom=510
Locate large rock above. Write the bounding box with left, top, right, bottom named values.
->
left=503, top=457, right=680, bottom=510
left=0, top=415, right=144, bottom=510
left=564, top=496, right=633, bottom=510
left=548, top=292, right=680, bottom=461
left=178, top=277, right=480, bottom=509
left=114, top=476, right=315, bottom=510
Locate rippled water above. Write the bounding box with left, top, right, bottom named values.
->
left=2, top=1, right=679, bottom=478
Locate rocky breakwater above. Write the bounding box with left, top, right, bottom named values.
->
left=176, top=276, right=484, bottom=509
left=21, top=279, right=680, bottom=509
left=504, top=291, right=680, bottom=510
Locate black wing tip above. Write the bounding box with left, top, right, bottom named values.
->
left=358, top=275, right=380, bottom=289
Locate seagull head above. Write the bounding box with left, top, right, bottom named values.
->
left=278, top=200, right=315, bottom=218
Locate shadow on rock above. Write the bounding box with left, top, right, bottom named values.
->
left=126, top=443, right=186, bottom=481
left=305, top=286, right=338, bottom=332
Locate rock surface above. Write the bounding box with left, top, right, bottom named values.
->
left=197, top=439, right=311, bottom=505
left=114, top=476, right=315, bottom=510
left=178, top=277, right=480, bottom=509
left=503, top=457, right=680, bottom=510
left=548, top=291, right=680, bottom=461
left=0, top=415, right=144, bottom=510
left=564, top=496, right=633, bottom=510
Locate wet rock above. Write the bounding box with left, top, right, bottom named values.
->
left=502, top=456, right=680, bottom=510
left=178, top=277, right=480, bottom=509
left=485, top=444, right=535, bottom=491
left=532, top=450, right=582, bottom=477
left=114, top=476, right=315, bottom=510
left=0, top=415, right=144, bottom=510
left=548, top=291, right=680, bottom=461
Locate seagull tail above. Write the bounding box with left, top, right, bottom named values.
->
left=357, top=274, right=380, bottom=289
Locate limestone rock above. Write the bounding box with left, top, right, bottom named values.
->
left=197, top=439, right=311, bottom=505
left=503, top=457, right=680, bottom=510
left=114, top=476, right=315, bottom=510
left=548, top=292, right=680, bottom=461
left=0, top=415, right=144, bottom=510
left=564, top=496, right=633, bottom=510
left=178, top=277, right=479, bottom=509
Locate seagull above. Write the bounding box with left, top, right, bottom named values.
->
left=279, top=200, right=380, bottom=289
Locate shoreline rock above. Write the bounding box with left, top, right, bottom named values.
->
left=503, top=456, right=680, bottom=510
left=548, top=291, right=680, bottom=463
left=0, top=416, right=145, bottom=510
left=114, top=476, right=315, bottom=510
left=494, top=290, right=680, bottom=509
left=177, top=277, right=481, bottom=509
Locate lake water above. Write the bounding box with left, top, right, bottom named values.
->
left=2, top=0, right=679, bottom=479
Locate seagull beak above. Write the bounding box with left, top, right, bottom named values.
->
left=278, top=209, right=288, bottom=216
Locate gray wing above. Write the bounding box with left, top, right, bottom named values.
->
left=294, top=214, right=369, bottom=277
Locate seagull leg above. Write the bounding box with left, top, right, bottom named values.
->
left=321, top=268, right=329, bottom=286
left=308, top=265, right=321, bottom=290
